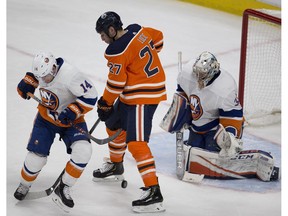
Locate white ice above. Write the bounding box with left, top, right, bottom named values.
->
left=5, top=0, right=285, bottom=215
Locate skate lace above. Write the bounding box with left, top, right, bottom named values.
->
left=100, top=162, right=114, bottom=173
left=139, top=187, right=151, bottom=200
left=17, top=184, right=29, bottom=194
left=63, top=185, right=72, bottom=200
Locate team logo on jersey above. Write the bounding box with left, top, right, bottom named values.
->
left=189, top=95, right=203, bottom=120
left=39, top=88, right=59, bottom=111
left=234, top=95, right=240, bottom=106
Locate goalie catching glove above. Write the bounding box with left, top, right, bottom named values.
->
left=58, top=103, right=83, bottom=125
left=97, top=96, right=114, bottom=121
left=17, top=72, right=39, bottom=100
left=214, top=124, right=243, bottom=157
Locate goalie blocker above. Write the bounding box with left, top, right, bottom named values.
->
left=159, top=92, right=192, bottom=133
left=183, top=145, right=280, bottom=181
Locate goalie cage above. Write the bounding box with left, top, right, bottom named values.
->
left=238, top=9, right=281, bottom=126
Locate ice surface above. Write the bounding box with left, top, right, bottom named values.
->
left=5, top=0, right=284, bottom=215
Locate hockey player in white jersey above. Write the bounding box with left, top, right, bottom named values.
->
left=14, top=52, right=98, bottom=211
left=160, top=51, right=280, bottom=182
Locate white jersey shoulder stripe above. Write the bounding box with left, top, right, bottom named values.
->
left=107, top=78, right=126, bottom=86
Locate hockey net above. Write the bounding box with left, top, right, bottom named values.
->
left=238, top=9, right=281, bottom=126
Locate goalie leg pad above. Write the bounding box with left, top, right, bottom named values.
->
left=187, top=148, right=278, bottom=181
left=187, top=148, right=254, bottom=179
left=160, top=93, right=192, bottom=133
left=256, top=150, right=276, bottom=181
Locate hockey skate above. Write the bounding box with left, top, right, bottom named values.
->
left=92, top=158, right=127, bottom=188
left=132, top=185, right=165, bottom=213
left=52, top=180, right=74, bottom=213
left=14, top=183, right=30, bottom=201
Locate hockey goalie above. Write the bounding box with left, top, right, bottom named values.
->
left=160, top=51, right=280, bottom=182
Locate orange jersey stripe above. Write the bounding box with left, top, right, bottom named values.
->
left=220, top=117, right=244, bottom=137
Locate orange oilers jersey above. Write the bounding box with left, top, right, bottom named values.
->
left=102, top=24, right=167, bottom=105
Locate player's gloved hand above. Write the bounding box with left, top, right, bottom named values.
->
left=17, top=72, right=39, bottom=99
left=58, top=103, right=82, bottom=125
left=97, top=96, right=113, bottom=121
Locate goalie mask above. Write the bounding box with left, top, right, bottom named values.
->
left=32, top=52, right=57, bottom=80
left=193, top=51, right=220, bottom=89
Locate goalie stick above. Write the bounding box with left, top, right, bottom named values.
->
left=27, top=92, right=122, bottom=145
left=176, top=130, right=204, bottom=183
left=176, top=51, right=185, bottom=180
left=24, top=169, right=65, bottom=200
left=176, top=129, right=185, bottom=179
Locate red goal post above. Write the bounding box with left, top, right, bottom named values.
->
left=238, top=9, right=281, bottom=126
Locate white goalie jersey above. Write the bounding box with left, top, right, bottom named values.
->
left=177, top=59, right=243, bottom=137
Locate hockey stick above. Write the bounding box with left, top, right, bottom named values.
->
left=176, top=130, right=185, bottom=179
left=176, top=130, right=204, bottom=183
left=24, top=169, right=65, bottom=200
left=175, top=52, right=204, bottom=183
left=182, top=171, right=204, bottom=183
left=175, top=51, right=186, bottom=180
left=27, top=92, right=121, bottom=145
left=72, top=122, right=121, bottom=145
left=89, top=117, right=101, bottom=134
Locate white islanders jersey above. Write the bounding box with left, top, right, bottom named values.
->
left=37, top=58, right=98, bottom=127
left=177, top=59, right=243, bottom=137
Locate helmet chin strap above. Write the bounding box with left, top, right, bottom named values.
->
left=110, top=30, right=118, bottom=41
left=104, top=27, right=118, bottom=41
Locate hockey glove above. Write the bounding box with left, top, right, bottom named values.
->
left=97, top=96, right=113, bottom=121
left=58, top=103, right=83, bottom=125
left=17, top=72, right=39, bottom=99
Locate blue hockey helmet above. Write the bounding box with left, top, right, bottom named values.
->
left=95, top=11, right=123, bottom=34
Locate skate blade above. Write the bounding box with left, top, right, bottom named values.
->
left=132, top=202, right=165, bottom=213
left=92, top=175, right=124, bottom=182
left=52, top=193, right=72, bottom=213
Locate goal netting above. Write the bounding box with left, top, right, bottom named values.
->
left=238, top=9, right=281, bottom=126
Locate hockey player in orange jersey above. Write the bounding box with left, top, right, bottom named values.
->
left=92, top=11, right=166, bottom=213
